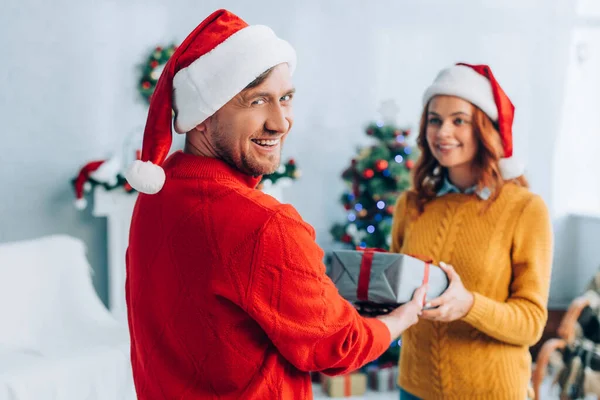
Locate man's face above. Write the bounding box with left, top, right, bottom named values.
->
left=204, top=63, right=295, bottom=176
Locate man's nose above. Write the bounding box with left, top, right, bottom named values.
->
left=265, top=103, right=290, bottom=134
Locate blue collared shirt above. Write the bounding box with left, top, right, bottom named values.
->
left=436, top=176, right=491, bottom=200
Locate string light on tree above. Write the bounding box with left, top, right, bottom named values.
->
left=375, top=160, right=389, bottom=172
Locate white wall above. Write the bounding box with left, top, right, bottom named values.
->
left=0, top=0, right=577, bottom=305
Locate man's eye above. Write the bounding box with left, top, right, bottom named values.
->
left=252, top=99, right=266, bottom=105
left=281, top=94, right=293, bottom=102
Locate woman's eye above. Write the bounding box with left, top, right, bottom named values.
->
left=428, top=118, right=441, bottom=125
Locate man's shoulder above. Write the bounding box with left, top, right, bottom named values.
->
left=243, top=190, right=308, bottom=228
left=216, top=186, right=310, bottom=232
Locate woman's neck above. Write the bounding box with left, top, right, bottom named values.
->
left=447, top=164, right=477, bottom=191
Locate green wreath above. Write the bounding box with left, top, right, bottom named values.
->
left=138, top=44, right=178, bottom=105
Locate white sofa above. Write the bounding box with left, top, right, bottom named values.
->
left=0, top=235, right=136, bottom=400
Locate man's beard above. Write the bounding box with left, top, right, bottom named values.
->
left=213, top=130, right=282, bottom=177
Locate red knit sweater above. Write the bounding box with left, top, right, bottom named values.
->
left=126, top=152, right=390, bottom=399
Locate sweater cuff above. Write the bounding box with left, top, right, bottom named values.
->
left=365, top=317, right=392, bottom=355
left=461, top=292, right=491, bottom=328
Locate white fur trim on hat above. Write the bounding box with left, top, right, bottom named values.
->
left=74, top=198, right=87, bottom=210
left=124, top=160, right=166, bottom=194
left=173, top=25, right=297, bottom=133
left=423, top=65, right=498, bottom=121
left=499, top=157, right=525, bottom=180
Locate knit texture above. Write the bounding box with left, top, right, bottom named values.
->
left=390, top=184, right=553, bottom=400
left=126, top=151, right=391, bottom=400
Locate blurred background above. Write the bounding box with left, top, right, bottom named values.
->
left=1, top=0, right=599, bottom=398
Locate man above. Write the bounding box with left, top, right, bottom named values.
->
left=125, top=9, right=425, bottom=399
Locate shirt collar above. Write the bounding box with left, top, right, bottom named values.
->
left=436, top=175, right=491, bottom=200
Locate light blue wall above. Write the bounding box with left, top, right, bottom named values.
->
left=0, top=0, right=575, bottom=306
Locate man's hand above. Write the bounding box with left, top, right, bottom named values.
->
left=420, top=262, right=474, bottom=322
left=378, top=284, right=427, bottom=338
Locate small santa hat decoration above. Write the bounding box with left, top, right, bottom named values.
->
left=124, top=9, right=297, bottom=195
left=422, top=63, right=524, bottom=180
left=72, top=155, right=123, bottom=210
left=72, top=160, right=105, bottom=210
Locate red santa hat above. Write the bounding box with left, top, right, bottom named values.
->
left=422, top=62, right=524, bottom=180
left=124, top=9, right=297, bottom=194
left=72, top=160, right=105, bottom=210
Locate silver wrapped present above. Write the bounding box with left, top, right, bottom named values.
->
left=328, top=250, right=449, bottom=314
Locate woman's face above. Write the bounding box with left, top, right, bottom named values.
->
left=426, top=95, right=478, bottom=170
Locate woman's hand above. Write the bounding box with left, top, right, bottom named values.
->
left=421, top=262, right=474, bottom=322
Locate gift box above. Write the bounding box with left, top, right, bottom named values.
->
left=321, top=372, right=367, bottom=397
left=327, top=249, right=449, bottom=315
left=367, top=365, right=399, bottom=391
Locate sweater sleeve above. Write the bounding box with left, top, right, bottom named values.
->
left=461, top=195, right=553, bottom=346
left=245, top=206, right=391, bottom=375
left=390, top=193, right=409, bottom=253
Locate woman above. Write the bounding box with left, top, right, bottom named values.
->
left=391, top=63, right=553, bottom=399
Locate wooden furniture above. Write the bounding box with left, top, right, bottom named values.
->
left=532, top=299, right=591, bottom=399
left=530, top=308, right=568, bottom=360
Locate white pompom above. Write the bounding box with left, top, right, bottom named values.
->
left=499, top=157, right=525, bottom=181
left=124, top=160, right=166, bottom=194
left=74, top=198, right=87, bottom=210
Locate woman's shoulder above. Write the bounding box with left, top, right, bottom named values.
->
left=500, top=181, right=535, bottom=201
left=395, top=190, right=419, bottom=211
left=500, top=182, right=549, bottom=217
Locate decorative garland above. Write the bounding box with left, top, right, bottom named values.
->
left=72, top=157, right=300, bottom=209
left=72, top=174, right=135, bottom=195
left=138, top=44, right=178, bottom=105
left=257, top=159, right=301, bottom=189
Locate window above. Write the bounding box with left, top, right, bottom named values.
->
left=554, top=1, right=600, bottom=215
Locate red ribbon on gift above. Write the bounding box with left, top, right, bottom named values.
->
left=356, top=247, right=387, bottom=301
left=356, top=248, right=433, bottom=302
left=409, top=254, right=433, bottom=286
left=344, top=375, right=352, bottom=396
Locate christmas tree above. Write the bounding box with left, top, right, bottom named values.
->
left=330, top=101, right=416, bottom=251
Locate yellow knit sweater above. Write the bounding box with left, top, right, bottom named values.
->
left=391, top=183, right=553, bottom=400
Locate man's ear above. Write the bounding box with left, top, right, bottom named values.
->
left=189, top=120, right=209, bottom=135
